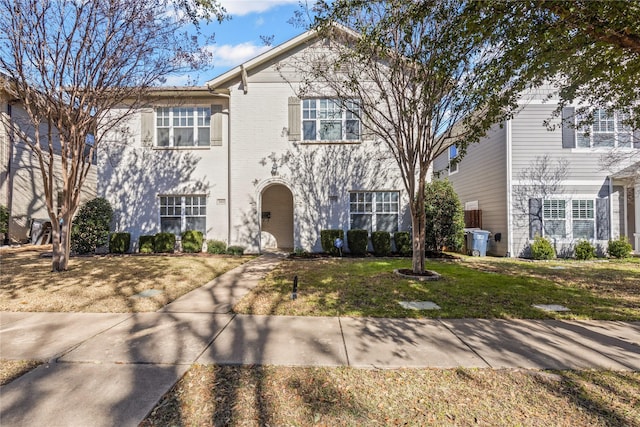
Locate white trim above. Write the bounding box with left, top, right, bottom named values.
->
left=506, top=119, right=514, bottom=257
left=623, top=185, right=629, bottom=239
left=512, top=179, right=609, bottom=187
left=256, top=178, right=297, bottom=253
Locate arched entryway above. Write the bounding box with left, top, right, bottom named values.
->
left=260, top=183, right=294, bottom=251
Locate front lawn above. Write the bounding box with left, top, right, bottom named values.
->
left=234, top=257, right=640, bottom=320
left=0, top=248, right=251, bottom=312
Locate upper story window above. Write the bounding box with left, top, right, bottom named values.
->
left=577, top=109, right=633, bottom=148
left=349, top=191, right=399, bottom=233
left=302, top=99, right=360, bottom=141
left=156, top=107, right=210, bottom=147
left=449, top=145, right=458, bottom=174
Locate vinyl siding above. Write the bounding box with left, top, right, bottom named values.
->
left=433, top=124, right=508, bottom=256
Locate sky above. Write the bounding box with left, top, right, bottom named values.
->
left=165, top=0, right=313, bottom=86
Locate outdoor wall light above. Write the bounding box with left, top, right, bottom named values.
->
left=271, top=162, right=278, bottom=176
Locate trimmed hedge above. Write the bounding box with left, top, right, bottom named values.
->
left=574, top=240, right=595, bottom=260
left=138, top=235, right=155, bottom=253
left=154, top=232, right=175, bottom=253
left=109, top=232, right=131, bottom=254
left=608, top=237, right=632, bottom=259
left=394, top=231, right=412, bottom=256
left=182, top=230, right=203, bottom=253
left=371, top=231, right=391, bottom=256
left=0, top=204, right=8, bottom=235
left=226, top=245, right=245, bottom=255
left=207, top=239, right=227, bottom=254
left=347, top=229, right=369, bottom=256
left=530, top=235, right=555, bottom=260
left=71, top=197, right=113, bottom=254
left=320, top=229, right=344, bottom=256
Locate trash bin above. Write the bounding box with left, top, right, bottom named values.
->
left=469, top=230, right=490, bottom=256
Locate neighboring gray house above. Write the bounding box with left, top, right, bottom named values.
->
left=98, top=30, right=409, bottom=253
left=434, top=89, right=640, bottom=257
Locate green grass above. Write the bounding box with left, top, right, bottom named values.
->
left=234, top=257, right=640, bottom=320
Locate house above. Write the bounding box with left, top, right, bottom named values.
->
left=98, top=30, right=409, bottom=253
left=0, top=76, right=97, bottom=243
left=433, top=88, right=640, bottom=257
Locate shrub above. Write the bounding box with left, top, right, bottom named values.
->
left=138, top=235, right=155, bottom=253
left=371, top=231, right=391, bottom=256
left=424, top=179, right=465, bottom=252
left=226, top=245, right=245, bottom=255
left=608, top=237, right=632, bottom=259
left=574, top=240, right=595, bottom=260
left=394, top=231, right=412, bottom=256
left=109, top=232, right=131, bottom=254
left=530, top=235, right=555, bottom=260
left=181, top=230, right=203, bottom=253
left=347, top=229, right=369, bottom=256
left=154, top=232, right=175, bottom=253
left=206, top=239, right=227, bottom=254
left=0, top=204, right=8, bottom=236
left=71, top=197, right=113, bottom=254
left=320, top=229, right=344, bottom=256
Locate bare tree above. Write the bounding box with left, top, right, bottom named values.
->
left=0, top=0, right=224, bottom=271
left=291, top=0, right=529, bottom=273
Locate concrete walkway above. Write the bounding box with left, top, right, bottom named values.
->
left=1, top=253, right=639, bottom=426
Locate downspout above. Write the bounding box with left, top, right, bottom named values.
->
left=505, top=119, right=514, bottom=257
left=5, top=102, right=14, bottom=244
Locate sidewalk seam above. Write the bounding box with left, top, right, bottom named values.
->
left=338, top=317, right=351, bottom=367
left=437, top=318, right=493, bottom=368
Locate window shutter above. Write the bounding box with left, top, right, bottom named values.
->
left=361, top=113, right=374, bottom=141
left=561, top=107, right=575, bottom=149
left=633, top=128, right=640, bottom=149
left=288, top=97, right=301, bottom=141
left=140, top=108, right=154, bottom=147
left=596, top=197, right=610, bottom=240
left=529, top=198, right=542, bottom=239
left=211, top=104, right=223, bottom=146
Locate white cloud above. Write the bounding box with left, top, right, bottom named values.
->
left=220, top=0, right=299, bottom=16
left=207, top=42, right=272, bottom=67
left=255, top=16, right=265, bottom=26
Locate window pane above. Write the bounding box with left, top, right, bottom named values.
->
left=198, top=128, right=210, bottom=146
left=186, top=217, right=206, bottom=234
left=174, top=129, right=194, bottom=146
left=377, top=214, right=398, bottom=233
left=350, top=213, right=372, bottom=231
left=161, top=217, right=181, bottom=235
left=157, top=129, right=170, bottom=146
left=303, top=121, right=316, bottom=140
left=544, top=220, right=566, bottom=238
left=593, top=133, right=614, bottom=147
left=319, top=121, right=341, bottom=140
left=573, top=220, right=594, bottom=239
left=346, top=119, right=360, bottom=140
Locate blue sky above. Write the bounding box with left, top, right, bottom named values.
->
left=165, top=0, right=312, bottom=86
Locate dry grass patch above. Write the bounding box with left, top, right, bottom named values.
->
left=0, top=360, right=41, bottom=385
left=142, top=365, right=640, bottom=426
left=0, top=248, right=250, bottom=312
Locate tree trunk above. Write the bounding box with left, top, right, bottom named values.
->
left=410, top=189, right=427, bottom=274
left=51, top=218, right=71, bottom=271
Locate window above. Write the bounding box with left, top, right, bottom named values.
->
left=572, top=199, right=595, bottom=239
left=349, top=191, right=399, bottom=233
left=156, top=107, right=210, bottom=147
left=449, top=145, right=458, bottom=174
left=160, top=195, right=206, bottom=235
left=302, top=99, right=360, bottom=141
left=537, top=198, right=598, bottom=240
left=576, top=109, right=633, bottom=148
left=543, top=199, right=566, bottom=238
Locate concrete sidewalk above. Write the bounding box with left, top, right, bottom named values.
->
left=1, top=253, right=639, bottom=426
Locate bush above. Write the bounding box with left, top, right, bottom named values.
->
left=154, top=232, right=175, bottom=253
left=0, top=204, right=8, bottom=236
left=109, top=232, right=131, bottom=254
left=226, top=245, right=245, bottom=255
left=608, top=237, right=632, bottom=259
left=394, top=231, right=412, bottom=256
left=424, top=180, right=465, bottom=252
left=206, top=239, right=227, bottom=254
left=371, top=231, right=391, bottom=256
left=138, top=235, right=155, bottom=253
left=320, top=229, right=344, bottom=256
left=71, top=197, right=113, bottom=254
left=574, top=240, right=595, bottom=260
left=347, top=229, right=369, bottom=256
left=530, top=235, right=555, bottom=260
left=181, top=230, right=203, bottom=253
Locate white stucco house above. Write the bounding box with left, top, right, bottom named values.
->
left=98, top=30, right=410, bottom=253
left=433, top=88, right=640, bottom=257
